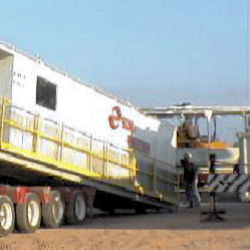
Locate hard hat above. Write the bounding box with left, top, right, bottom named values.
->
left=184, top=152, right=192, bottom=160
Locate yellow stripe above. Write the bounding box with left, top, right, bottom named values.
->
left=2, top=142, right=101, bottom=178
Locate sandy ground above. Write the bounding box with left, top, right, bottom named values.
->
left=0, top=201, right=250, bottom=250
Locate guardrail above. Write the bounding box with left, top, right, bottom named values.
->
left=0, top=98, right=178, bottom=203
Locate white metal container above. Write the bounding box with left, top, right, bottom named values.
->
left=0, top=41, right=176, bottom=173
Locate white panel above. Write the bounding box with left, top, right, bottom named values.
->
left=0, top=51, right=13, bottom=99
left=4, top=45, right=176, bottom=171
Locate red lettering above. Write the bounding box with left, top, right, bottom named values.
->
left=108, top=115, right=120, bottom=129
left=122, top=118, right=135, bottom=132
left=112, top=106, right=122, bottom=118
left=108, top=106, right=135, bottom=132
left=108, top=106, right=122, bottom=129
left=127, top=136, right=151, bottom=153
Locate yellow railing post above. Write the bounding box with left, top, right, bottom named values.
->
left=131, top=152, right=137, bottom=178
left=88, top=136, right=93, bottom=172
left=0, top=98, right=8, bottom=149
left=32, top=115, right=40, bottom=153
left=58, top=123, right=65, bottom=161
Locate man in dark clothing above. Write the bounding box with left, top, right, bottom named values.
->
left=209, top=154, right=216, bottom=174
left=181, top=152, right=200, bottom=208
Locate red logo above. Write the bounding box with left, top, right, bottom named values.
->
left=108, top=106, right=135, bottom=132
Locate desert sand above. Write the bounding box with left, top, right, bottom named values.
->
left=0, top=201, right=249, bottom=250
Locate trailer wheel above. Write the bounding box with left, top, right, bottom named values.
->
left=16, top=193, right=41, bottom=233
left=42, top=191, right=64, bottom=228
left=0, top=195, right=15, bottom=237
left=65, top=193, right=86, bottom=225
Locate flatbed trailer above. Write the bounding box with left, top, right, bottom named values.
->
left=0, top=42, right=178, bottom=236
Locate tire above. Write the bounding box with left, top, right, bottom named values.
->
left=0, top=195, right=15, bottom=237
left=16, top=193, right=41, bottom=233
left=42, top=190, right=64, bottom=229
left=65, top=193, right=86, bottom=225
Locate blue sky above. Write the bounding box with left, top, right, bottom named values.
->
left=0, top=0, right=249, bottom=107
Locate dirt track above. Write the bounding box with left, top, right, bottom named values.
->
left=0, top=202, right=250, bottom=250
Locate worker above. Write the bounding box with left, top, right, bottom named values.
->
left=181, top=152, right=201, bottom=208
left=209, top=154, right=216, bottom=174
left=233, top=160, right=240, bottom=175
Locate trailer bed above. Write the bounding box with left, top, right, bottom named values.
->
left=0, top=99, right=178, bottom=209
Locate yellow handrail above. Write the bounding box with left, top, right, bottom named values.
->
left=0, top=97, right=178, bottom=201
